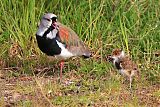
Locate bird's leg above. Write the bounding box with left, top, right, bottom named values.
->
left=129, top=76, right=133, bottom=90
left=60, top=60, right=64, bottom=82
left=129, top=76, right=134, bottom=96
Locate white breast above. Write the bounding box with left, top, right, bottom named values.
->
left=119, top=69, right=125, bottom=75
left=56, top=40, right=74, bottom=59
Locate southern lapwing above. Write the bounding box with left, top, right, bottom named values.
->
left=107, top=49, right=139, bottom=89
left=36, top=13, right=91, bottom=81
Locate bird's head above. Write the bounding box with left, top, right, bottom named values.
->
left=112, top=49, right=125, bottom=58
left=40, top=13, right=58, bottom=29
left=107, top=49, right=125, bottom=64
left=36, top=13, right=59, bottom=38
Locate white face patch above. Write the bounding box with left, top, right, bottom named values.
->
left=36, top=27, right=48, bottom=37
left=56, top=40, right=73, bottom=59
left=112, top=56, right=119, bottom=65
left=46, top=29, right=58, bottom=39
left=120, top=51, right=125, bottom=58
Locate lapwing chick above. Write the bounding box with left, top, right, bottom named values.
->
left=107, top=49, right=139, bottom=89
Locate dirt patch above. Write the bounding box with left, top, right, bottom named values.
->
left=0, top=68, right=159, bottom=106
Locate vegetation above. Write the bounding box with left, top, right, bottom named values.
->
left=0, top=0, right=159, bottom=106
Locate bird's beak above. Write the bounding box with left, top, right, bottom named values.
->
left=106, top=55, right=114, bottom=62
left=52, top=21, right=58, bottom=29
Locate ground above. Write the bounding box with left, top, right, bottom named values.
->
left=0, top=57, right=159, bottom=107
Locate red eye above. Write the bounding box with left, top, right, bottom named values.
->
left=46, top=19, right=50, bottom=21
left=44, top=17, right=51, bottom=21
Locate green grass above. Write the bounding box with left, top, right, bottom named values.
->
left=0, top=0, right=160, bottom=106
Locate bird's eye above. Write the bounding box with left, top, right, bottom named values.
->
left=44, top=18, right=51, bottom=21
left=46, top=18, right=51, bottom=21
left=134, top=68, right=137, bottom=70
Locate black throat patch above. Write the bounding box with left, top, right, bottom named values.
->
left=43, top=25, right=54, bottom=38
left=36, top=25, right=62, bottom=56
left=115, top=60, right=122, bottom=70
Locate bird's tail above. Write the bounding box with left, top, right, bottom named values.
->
left=82, top=50, right=92, bottom=58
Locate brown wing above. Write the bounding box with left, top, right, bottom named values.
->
left=57, top=22, right=91, bottom=56
left=120, top=57, right=136, bottom=70
left=120, top=56, right=139, bottom=76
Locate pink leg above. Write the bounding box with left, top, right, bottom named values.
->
left=60, top=60, right=64, bottom=82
